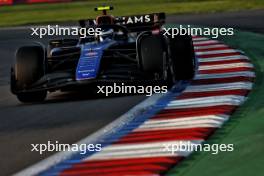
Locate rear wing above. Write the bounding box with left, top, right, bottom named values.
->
left=115, top=13, right=165, bottom=31
left=79, top=12, right=166, bottom=32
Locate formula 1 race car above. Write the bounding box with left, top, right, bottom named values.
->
left=10, top=6, right=195, bottom=103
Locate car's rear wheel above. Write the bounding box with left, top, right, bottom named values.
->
left=137, top=33, right=177, bottom=87
left=168, top=35, right=195, bottom=80
left=11, top=45, right=47, bottom=103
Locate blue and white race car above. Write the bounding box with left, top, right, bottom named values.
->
left=10, top=6, right=195, bottom=103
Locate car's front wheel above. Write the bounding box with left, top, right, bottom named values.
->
left=11, top=45, right=47, bottom=103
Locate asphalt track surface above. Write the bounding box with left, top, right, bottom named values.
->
left=0, top=9, right=263, bottom=176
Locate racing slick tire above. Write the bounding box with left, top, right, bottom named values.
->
left=138, top=34, right=165, bottom=73
left=168, top=35, right=195, bottom=80
left=11, top=45, right=47, bottom=103
left=137, top=33, right=177, bottom=87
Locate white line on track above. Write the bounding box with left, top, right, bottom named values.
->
left=194, top=44, right=228, bottom=50
left=195, top=49, right=237, bottom=55
left=137, top=117, right=228, bottom=130
left=198, top=62, right=253, bottom=70
left=192, top=37, right=210, bottom=41
left=144, top=114, right=229, bottom=124
left=197, top=55, right=249, bottom=62
left=193, top=40, right=220, bottom=45
left=166, top=95, right=245, bottom=108
left=184, top=82, right=253, bottom=92
left=135, top=123, right=223, bottom=132
left=195, top=71, right=255, bottom=79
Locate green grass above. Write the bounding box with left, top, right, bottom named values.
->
left=166, top=31, right=264, bottom=176
left=0, top=0, right=264, bottom=27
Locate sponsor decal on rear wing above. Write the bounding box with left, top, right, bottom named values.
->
left=115, top=13, right=165, bottom=31
left=116, top=13, right=165, bottom=25
left=79, top=12, right=165, bottom=31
